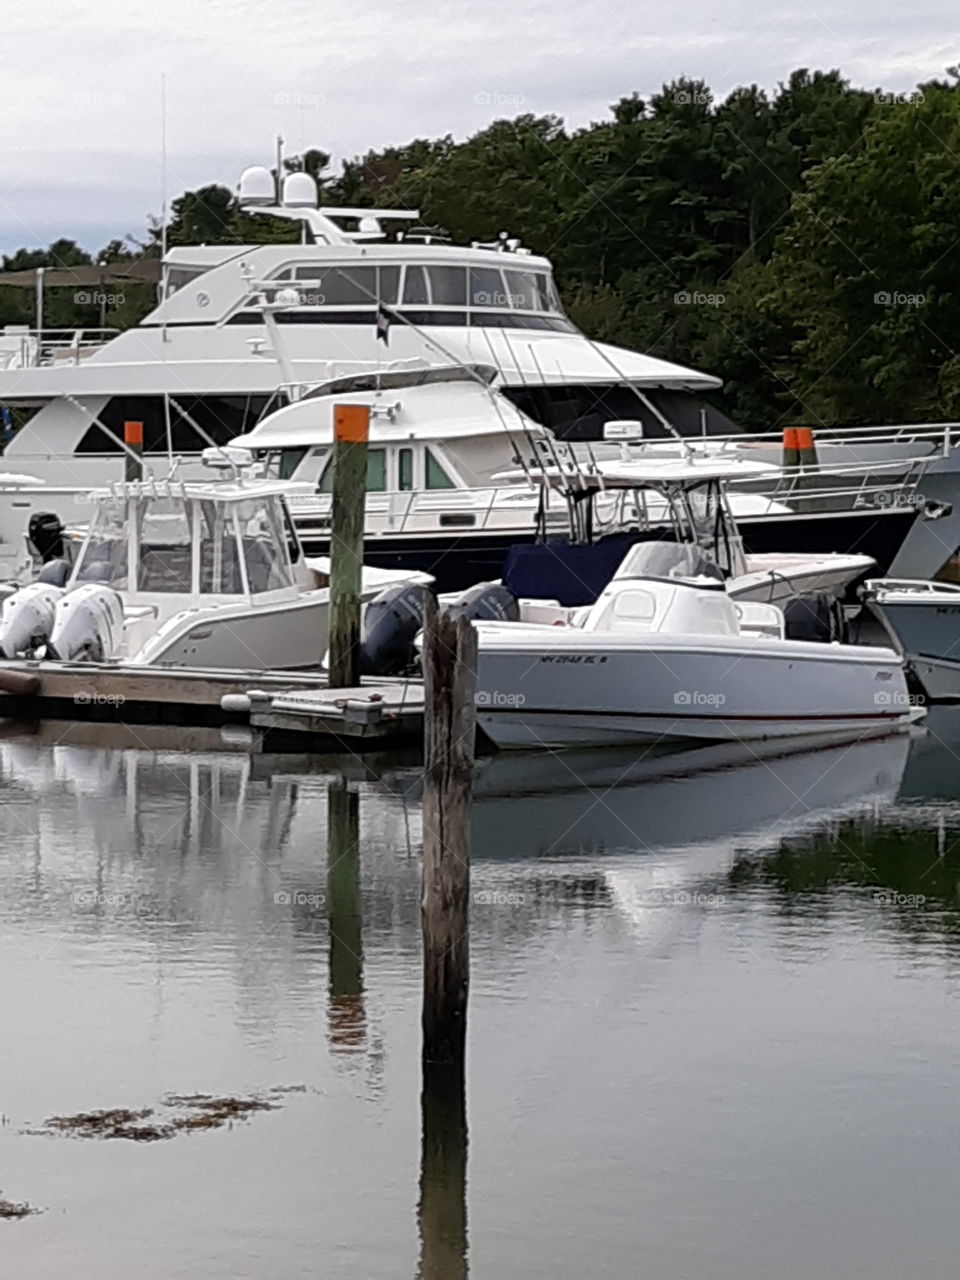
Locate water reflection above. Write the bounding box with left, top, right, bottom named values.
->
left=4, top=717, right=960, bottom=1277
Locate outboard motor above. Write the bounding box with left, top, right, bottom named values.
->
left=0, top=582, right=65, bottom=658
left=442, top=582, right=519, bottom=624
left=782, top=592, right=847, bottom=645
left=27, top=511, right=66, bottom=563
left=47, top=583, right=124, bottom=662
left=360, top=583, right=435, bottom=676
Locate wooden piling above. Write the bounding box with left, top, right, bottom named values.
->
left=124, top=420, right=143, bottom=482
left=420, top=599, right=477, bottom=1067
left=326, top=778, right=365, bottom=1052
left=327, top=403, right=370, bottom=688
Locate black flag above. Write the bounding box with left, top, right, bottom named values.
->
left=376, top=303, right=391, bottom=346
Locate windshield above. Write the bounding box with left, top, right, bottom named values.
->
left=613, top=539, right=725, bottom=583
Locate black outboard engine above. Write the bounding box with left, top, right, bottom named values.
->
left=442, top=582, right=519, bottom=624
left=359, top=583, right=435, bottom=676
left=782, top=592, right=848, bottom=644
left=28, top=512, right=66, bottom=563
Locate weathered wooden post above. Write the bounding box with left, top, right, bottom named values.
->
left=421, top=597, right=477, bottom=1066
left=327, top=403, right=370, bottom=688
left=326, top=778, right=365, bottom=1053
left=123, top=419, right=143, bottom=482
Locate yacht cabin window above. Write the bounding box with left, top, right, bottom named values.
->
left=399, top=447, right=414, bottom=491
left=317, top=448, right=387, bottom=494
left=425, top=448, right=456, bottom=490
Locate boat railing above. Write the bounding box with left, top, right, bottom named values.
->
left=0, top=328, right=119, bottom=370
left=286, top=447, right=948, bottom=538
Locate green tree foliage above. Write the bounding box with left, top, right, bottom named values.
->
left=2, top=71, right=956, bottom=430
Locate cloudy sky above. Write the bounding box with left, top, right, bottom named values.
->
left=0, top=0, right=950, bottom=255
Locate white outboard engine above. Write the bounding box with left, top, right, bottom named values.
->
left=48, top=583, right=124, bottom=662
left=0, top=582, right=65, bottom=658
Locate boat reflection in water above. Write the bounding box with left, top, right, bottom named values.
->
left=5, top=718, right=960, bottom=1280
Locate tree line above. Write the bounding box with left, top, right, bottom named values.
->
left=3, top=67, right=958, bottom=432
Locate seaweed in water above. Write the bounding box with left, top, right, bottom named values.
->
left=163, top=1094, right=278, bottom=1131
left=40, top=1108, right=175, bottom=1142
left=30, top=1088, right=299, bottom=1142
left=0, top=1194, right=38, bottom=1220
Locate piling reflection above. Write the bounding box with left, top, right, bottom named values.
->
left=418, top=1062, right=469, bottom=1280
left=327, top=780, right=366, bottom=1054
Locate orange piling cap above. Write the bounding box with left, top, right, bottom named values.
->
left=334, top=404, right=371, bottom=444
left=123, top=420, right=144, bottom=446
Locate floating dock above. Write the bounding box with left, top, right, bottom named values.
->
left=0, top=660, right=425, bottom=752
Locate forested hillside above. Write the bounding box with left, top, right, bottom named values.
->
left=4, top=68, right=958, bottom=430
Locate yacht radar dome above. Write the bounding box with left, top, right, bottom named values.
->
left=238, top=166, right=275, bottom=207
left=282, top=172, right=319, bottom=209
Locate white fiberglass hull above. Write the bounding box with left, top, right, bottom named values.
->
left=734, top=553, right=875, bottom=604
left=128, top=591, right=334, bottom=670
left=474, top=624, right=918, bottom=749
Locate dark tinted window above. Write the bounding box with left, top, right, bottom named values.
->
left=402, top=266, right=429, bottom=304
left=469, top=267, right=506, bottom=308
left=75, top=395, right=275, bottom=454
left=428, top=266, right=467, bottom=305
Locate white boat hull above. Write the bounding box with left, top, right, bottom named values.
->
left=474, top=625, right=917, bottom=749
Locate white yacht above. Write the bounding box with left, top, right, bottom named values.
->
left=0, top=166, right=721, bottom=485
left=467, top=457, right=918, bottom=750
left=0, top=475, right=427, bottom=670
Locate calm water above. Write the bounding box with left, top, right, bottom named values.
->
left=2, top=713, right=960, bottom=1277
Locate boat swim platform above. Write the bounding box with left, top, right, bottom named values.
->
left=0, top=660, right=425, bottom=752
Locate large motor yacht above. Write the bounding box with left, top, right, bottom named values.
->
left=0, top=164, right=726, bottom=488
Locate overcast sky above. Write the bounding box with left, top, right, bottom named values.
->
left=0, top=0, right=950, bottom=256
